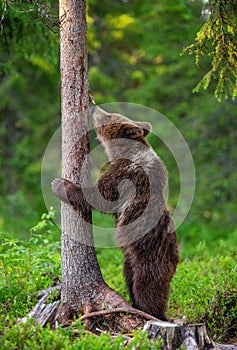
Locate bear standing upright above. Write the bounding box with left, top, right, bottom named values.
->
left=52, top=106, right=179, bottom=320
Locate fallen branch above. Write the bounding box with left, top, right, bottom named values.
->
left=20, top=285, right=61, bottom=327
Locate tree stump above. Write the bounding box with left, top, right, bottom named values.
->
left=143, top=320, right=220, bottom=350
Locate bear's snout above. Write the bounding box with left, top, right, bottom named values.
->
left=90, top=106, right=110, bottom=128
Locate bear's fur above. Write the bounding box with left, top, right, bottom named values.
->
left=52, top=106, right=179, bottom=320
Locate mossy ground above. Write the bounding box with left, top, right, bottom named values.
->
left=0, top=211, right=236, bottom=348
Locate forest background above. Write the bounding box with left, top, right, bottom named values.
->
left=0, top=0, right=237, bottom=346
left=1, top=0, right=236, bottom=247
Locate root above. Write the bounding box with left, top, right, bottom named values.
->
left=23, top=283, right=152, bottom=332
left=80, top=307, right=158, bottom=322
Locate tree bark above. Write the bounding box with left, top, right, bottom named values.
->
left=57, top=0, right=107, bottom=323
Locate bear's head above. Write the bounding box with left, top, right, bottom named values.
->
left=91, top=106, right=152, bottom=145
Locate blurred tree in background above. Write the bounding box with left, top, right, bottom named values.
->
left=0, top=0, right=60, bottom=233
left=0, top=0, right=236, bottom=243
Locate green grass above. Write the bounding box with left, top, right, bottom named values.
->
left=0, top=210, right=236, bottom=348
left=0, top=319, right=162, bottom=350
left=169, top=241, right=237, bottom=341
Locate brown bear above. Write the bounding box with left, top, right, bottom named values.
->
left=52, top=106, right=179, bottom=320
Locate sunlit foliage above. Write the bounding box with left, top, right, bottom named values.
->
left=184, top=0, right=237, bottom=100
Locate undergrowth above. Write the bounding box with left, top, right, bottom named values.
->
left=0, top=210, right=236, bottom=348
left=0, top=319, right=162, bottom=350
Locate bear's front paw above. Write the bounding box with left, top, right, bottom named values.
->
left=51, top=178, right=71, bottom=203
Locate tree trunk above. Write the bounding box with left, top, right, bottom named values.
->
left=56, top=0, right=135, bottom=326
left=57, top=0, right=107, bottom=323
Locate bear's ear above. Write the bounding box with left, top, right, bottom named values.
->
left=120, top=123, right=143, bottom=138
left=136, top=122, right=152, bottom=137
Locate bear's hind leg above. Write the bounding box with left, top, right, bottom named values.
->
left=123, top=257, right=136, bottom=305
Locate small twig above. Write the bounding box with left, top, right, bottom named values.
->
left=95, top=327, right=106, bottom=333
left=89, top=92, right=96, bottom=105
left=83, top=329, right=98, bottom=336
left=80, top=307, right=159, bottom=322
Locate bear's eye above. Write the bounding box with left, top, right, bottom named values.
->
left=105, top=115, right=111, bottom=120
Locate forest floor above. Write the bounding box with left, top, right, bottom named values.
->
left=0, top=212, right=236, bottom=349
